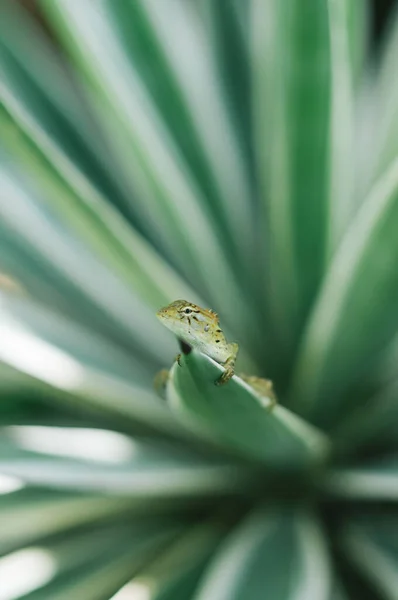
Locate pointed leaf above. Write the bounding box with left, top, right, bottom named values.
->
left=198, top=0, right=253, bottom=178
left=167, top=350, right=329, bottom=466
left=0, top=76, right=198, bottom=312
left=13, top=525, right=181, bottom=600
left=40, top=0, right=260, bottom=355
left=0, top=165, right=175, bottom=365
left=0, top=0, right=129, bottom=201
left=0, top=309, right=182, bottom=435
left=1, top=293, right=153, bottom=385
left=0, top=489, right=134, bottom=556
left=342, top=515, right=398, bottom=600
left=324, top=456, right=398, bottom=500
left=372, top=3, right=398, bottom=181
left=120, top=519, right=226, bottom=600
left=107, top=0, right=255, bottom=268
left=333, top=376, right=398, bottom=453
left=291, top=157, right=398, bottom=426
left=0, top=431, right=252, bottom=496
left=193, top=508, right=331, bottom=600
left=252, top=0, right=359, bottom=350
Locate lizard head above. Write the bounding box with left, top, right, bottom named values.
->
left=157, top=299, right=196, bottom=320
left=156, top=299, right=219, bottom=343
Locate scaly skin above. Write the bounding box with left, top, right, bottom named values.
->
left=155, top=300, right=276, bottom=409
left=156, top=299, right=237, bottom=385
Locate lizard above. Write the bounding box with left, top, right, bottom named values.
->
left=155, top=299, right=276, bottom=409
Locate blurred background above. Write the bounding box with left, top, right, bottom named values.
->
left=15, top=0, right=398, bottom=45
left=2, top=1, right=398, bottom=600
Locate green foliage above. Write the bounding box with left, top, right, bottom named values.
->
left=0, top=0, right=397, bottom=598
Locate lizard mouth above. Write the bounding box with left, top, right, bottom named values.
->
left=155, top=307, right=168, bottom=322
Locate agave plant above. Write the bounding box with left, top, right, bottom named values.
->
left=0, top=0, right=398, bottom=598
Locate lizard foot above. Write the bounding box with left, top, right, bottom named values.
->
left=215, top=364, right=234, bottom=386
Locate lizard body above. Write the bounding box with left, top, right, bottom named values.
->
left=155, top=300, right=276, bottom=409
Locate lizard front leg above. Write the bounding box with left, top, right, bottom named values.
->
left=215, top=343, right=238, bottom=386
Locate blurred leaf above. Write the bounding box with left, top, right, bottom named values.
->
left=0, top=362, right=162, bottom=433
left=0, top=386, right=95, bottom=429
left=0, top=292, right=153, bottom=386
left=15, top=524, right=182, bottom=600
left=0, top=489, right=136, bottom=556
left=167, top=350, right=329, bottom=466
left=10, top=520, right=179, bottom=586
left=324, top=456, right=398, bottom=500
left=325, top=0, right=360, bottom=249
left=372, top=3, right=398, bottom=182
left=327, top=580, right=350, bottom=600
left=291, top=157, right=398, bottom=426
left=347, top=0, right=369, bottom=89
left=0, top=164, right=177, bottom=366
left=0, top=73, right=199, bottom=312
left=107, top=0, right=255, bottom=270
left=0, top=308, right=183, bottom=435
left=252, top=0, right=359, bottom=352
left=0, top=0, right=132, bottom=208
left=122, top=519, right=227, bottom=600
left=193, top=508, right=331, bottom=600
left=39, top=0, right=261, bottom=356
left=198, top=0, right=253, bottom=178
left=342, top=515, right=398, bottom=600
left=0, top=431, right=253, bottom=496
left=333, top=377, right=398, bottom=453
left=0, top=0, right=396, bottom=598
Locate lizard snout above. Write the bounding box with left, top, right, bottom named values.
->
left=156, top=306, right=167, bottom=320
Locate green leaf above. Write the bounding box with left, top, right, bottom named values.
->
left=10, top=520, right=178, bottom=583
left=342, top=515, right=398, bottom=600
left=328, top=580, right=350, bottom=600
left=107, top=0, right=255, bottom=269
left=0, top=165, right=175, bottom=363
left=346, top=0, right=369, bottom=90
left=14, top=524, right=182, bottom=600
left=167, top=350, right=330, bottom=466
left=333, top=377, right=398, bottom=453
left=0, top=1, right=396, bottom=598
left=372, top=3, right=398, bottom=182
left=193, top=508, right=331, bottom=600
left=291, top=157, right=398, bottom=426
left=0, top=307, right=183, bottom=435
left=1, top=293, right=154, bottom=386
left=0, top=384, right=101, bottom=429
left=119, top=519, right=226, bottom=600
left=0, top=430, right=253, bottom=496
left=0, top=82, right=199, bottom=314
left=325, top=0, right=359, bottom=250
left=323, top=457, right=398, bottom=501
left=198, top=0, right=253, bottom=179
left=252, top=0, right=359, bottom=351
left=39, top=0, right=261, bottom=356
left=0, top=488, right=135, bottom=556
left=0, top=0, right=128, bottom=202
left=0, top=357, right=164, bottom=433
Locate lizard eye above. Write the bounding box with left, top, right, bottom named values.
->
left=184, top=307, right=192, bottom=314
